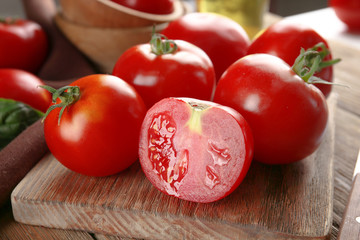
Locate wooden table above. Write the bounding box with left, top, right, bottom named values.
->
left=1, top=10, right=360, bottom=240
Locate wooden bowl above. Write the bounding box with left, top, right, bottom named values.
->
left=55, top=12, right=169, bottom=73
left=59, top=0, right=186, bottom=28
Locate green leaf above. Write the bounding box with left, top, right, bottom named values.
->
left=0, top=98, right=44, bottom=150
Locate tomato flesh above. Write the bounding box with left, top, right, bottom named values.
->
left=148, top=113, right=187, bottom=193
left=139, top=97, right=254, bottom=203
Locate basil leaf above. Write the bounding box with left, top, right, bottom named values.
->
left=0, top=98, right=43, bottom=150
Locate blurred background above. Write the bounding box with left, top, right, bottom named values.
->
left=0, top=0, right=328, bottom=18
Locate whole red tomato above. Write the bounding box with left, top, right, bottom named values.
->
left=0, top=68, right=51, bottom=112
left=0, top=18, right=48, bottom=73
left=247, top=20, right=336, bottom=98
left=139, top=97, right=254, bottom=203
left=110, top=0, right=174, bottom=14
left=112, top=34, right=216, bottom=109
left=42, top=74, right=146, bottom=176
left=161, top=12, right=250, bottom=81
left=214, top=54, right=328, bottom=164
left=330, top=0, right=360, bottom=31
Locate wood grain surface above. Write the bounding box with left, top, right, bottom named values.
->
left=10, top=95, right=336, bottom=240
left=338, top=173, right=360, bottom=240
left=327, top=40, right=360, bottom=240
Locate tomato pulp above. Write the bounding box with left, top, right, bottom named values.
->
left=139, top=97, right=254, bottom=203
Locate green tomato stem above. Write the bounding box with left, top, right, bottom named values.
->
left=39, top=85, right=80, bottom=125
left=150, top=29, right=178, bottom=55
left=292, top=42, right=341, bottom=85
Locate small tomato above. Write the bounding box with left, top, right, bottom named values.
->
left=0, top=18, right=48, bottom=73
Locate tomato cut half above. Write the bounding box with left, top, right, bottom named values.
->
left=139, top=97, right=254, bottom=203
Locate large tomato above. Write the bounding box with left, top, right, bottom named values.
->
left=213, top=54, right=328, bottom=164
left=247, top=20, right=336, bottom=98
left=330, top=0, right=360, bottom=31
left=110, top=0, right=174, bottom=14
left=139, top=97, right=254, bottom=203
left=0, top=18, right=48, bottom=73
left=112, top=34, right=216, bottom=109
left=161, top=12, right=250, bottom=80
left=42, top=74, right=146, bottom=176
left=0, top=69, right=51, bottom=112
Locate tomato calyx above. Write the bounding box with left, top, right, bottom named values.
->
left=39, top=85, right=80, bottom=125
left=292, top=42, right=341, bottom=85
left=150, top=32, right=178, bottom=55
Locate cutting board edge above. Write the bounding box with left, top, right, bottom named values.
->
left=11, top=195, right=331, bottom=240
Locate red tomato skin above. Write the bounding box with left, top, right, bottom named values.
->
left=139, top=97, right=254, bottom=203
left=330, top=0, right=360, bottom=31
left=110, top=0, right=174, bottom=14
left=44, top=74, right=147, bottom=177
left=0, top=68, right=51, bottom=112
left=112, top=40, right=216, bottom=109
left=247, top=21, right=334, bottom=98
left=161, top=12, right=250, bottom=80
left=0, top=19, right=48, bottom=73
left=214, top=54, right=328, bottom=164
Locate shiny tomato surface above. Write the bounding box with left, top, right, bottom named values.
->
left=214, top=54, right=328, bottom=164
left=112, top=39, right=216, bottom=109
left=110, top=0, right=174, bottom=14
left=161, top=12, right=250, bottom=80
left=0, top=18, right=48, bottom=73
left=139, top=97, right=253, bottom=203
left=0, top=68, right=51, bottom=112
left=247, top=20, right=334, bottom=98
left=43, top=74, right=146, bottom=176
left=330, top=0, right=360, bottom=31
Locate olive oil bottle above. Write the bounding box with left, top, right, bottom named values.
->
left=197, top=0, right=269, bottom=38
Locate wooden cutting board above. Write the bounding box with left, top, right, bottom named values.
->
left=11, top=96, right=336, bottom=240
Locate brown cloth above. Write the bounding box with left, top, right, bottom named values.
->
left=0, top=120, right=48, bottom=207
